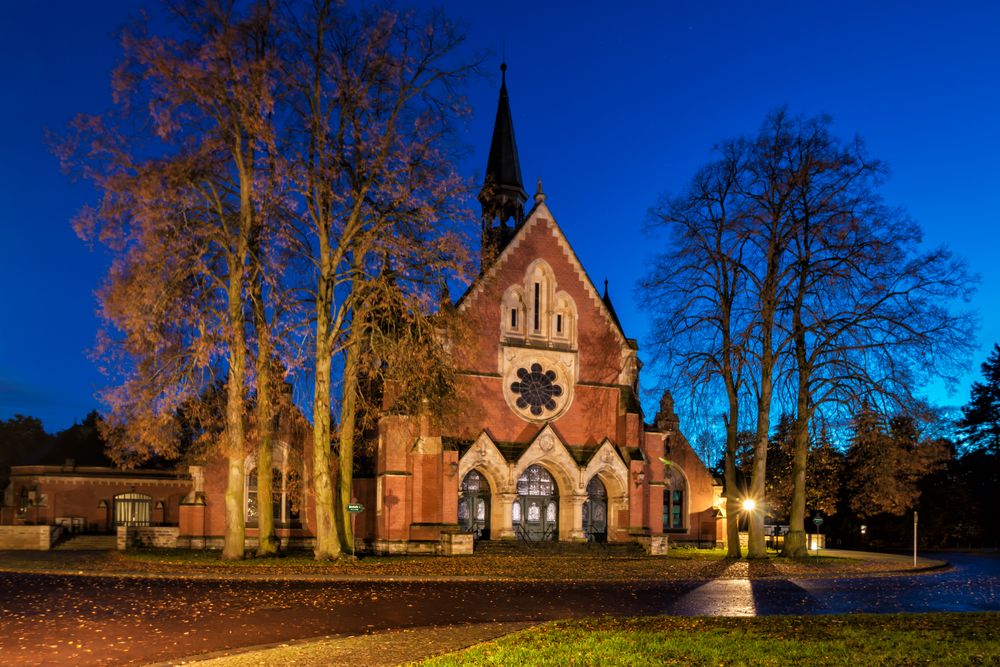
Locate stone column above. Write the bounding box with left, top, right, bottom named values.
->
left=565, top=494, right=588, bottom=542
left=494, top=492, right=516, bottom=539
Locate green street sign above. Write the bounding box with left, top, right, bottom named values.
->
left=347, top=503, right=364, bottom=513
left=813, top=516, right=824, bottom=526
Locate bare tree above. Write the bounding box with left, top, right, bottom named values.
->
left=643, top=109, right=975, bottom=559
left=641, top=140, right=753, bottom=558
left=281, top=2, right=476, bottom=558
left=60, top=0, right=280, bottom=559
left=772, top=114, right=976, bottom=556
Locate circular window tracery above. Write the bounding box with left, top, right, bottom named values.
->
left=509, top=363, right=563, bottom=416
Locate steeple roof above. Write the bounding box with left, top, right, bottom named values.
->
left=479, top=63, right=526, bottom=218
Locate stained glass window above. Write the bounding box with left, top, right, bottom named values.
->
left=586, top=476, right=607, bottom=497
left=462, top=470, right=485, bottom=494
left=510, top=364, right=563, bottom=416
left=517, top=465, right=557, bottom=496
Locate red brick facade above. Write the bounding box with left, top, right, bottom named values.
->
left=372, top=201, right=722, bottom=553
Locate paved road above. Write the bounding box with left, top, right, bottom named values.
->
left=1, top=551, right=997, bottom=666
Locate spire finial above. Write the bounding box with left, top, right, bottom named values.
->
left=500, top=60, right=507, bottom=85
left=603, top=278, right=609, bottom=296
left=534, top=177, right=545, bottom=204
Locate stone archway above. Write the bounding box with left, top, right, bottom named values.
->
left=512, top=464, right=559, bottom=541
left=582, top=475, right=608, bottom=542
left=458, top=469, right=492, bottom=540
left=581, top=442, right=631, bottom=542
left=511, top=428, right=583, bottom=542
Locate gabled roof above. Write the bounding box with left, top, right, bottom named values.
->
left=455, top=200, right=631, bottom=347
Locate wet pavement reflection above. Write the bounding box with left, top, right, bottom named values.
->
left=0, top=551, right=997, bottom=665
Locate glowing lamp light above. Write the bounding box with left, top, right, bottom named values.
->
left=741, top=498, right=757, bottom=512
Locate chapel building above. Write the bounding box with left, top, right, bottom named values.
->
left=371, top=65, right=723, bottom=554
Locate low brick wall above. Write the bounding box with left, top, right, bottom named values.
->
left=117, top=526, right=180, bottom=550
left=0, top=525, right=62, bottom=550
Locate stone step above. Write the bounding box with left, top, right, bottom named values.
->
left=52, top=534, right=118, bottom=550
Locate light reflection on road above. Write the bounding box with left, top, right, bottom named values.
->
left=672, top=579, right=756, bottom=616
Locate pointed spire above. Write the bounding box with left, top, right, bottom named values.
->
left=479, top=62, right=527, bottom=264
left=602, top=279, right=624, bottom=333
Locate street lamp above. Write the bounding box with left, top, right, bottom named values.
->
left=741, top=498, right=756, bottom=512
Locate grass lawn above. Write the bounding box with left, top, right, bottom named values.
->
left=419, top=613, right=1000, bottom=666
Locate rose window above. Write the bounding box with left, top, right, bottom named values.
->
left=510, top=363, right=563, bottom=416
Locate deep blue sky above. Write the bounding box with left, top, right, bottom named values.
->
left=2, top=1, right=998, bottom=432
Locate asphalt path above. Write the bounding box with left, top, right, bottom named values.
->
left=1, top=551, right=998, bottom=666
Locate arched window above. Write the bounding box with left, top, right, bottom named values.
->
left=551, top=291, right=577, bottom=346
left=459, top=470, right=491, bottom=539
left=502, top=260, right=577, bottom=348
left=583, top=476, right=608, bottom=542
left=501, top=286, right=526, bottom=337
left=663, top=465, right=686, bottom=531
left=246, top=450, right=302, bottom=527
left=513, top=464, right=558, bottom=541
left=523, top=260, right=556, bottom=339
left=516, top=464, right=557, bottom=496
left=113, top=492, right=152, bottom=527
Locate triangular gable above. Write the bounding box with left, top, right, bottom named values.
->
left=457, top=431, right=511, bottom=494
left=581, top=438, right=631, bottom=499
left=514, top=423, right=587, bottom=495
left=456, top=201, right=629, bottom=348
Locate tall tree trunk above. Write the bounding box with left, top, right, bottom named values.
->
left=784, top=260, right=811, bottom=558
left=222, top=260, right=248, bottom=561
left=784, top=405, right=809, bottom=557
left=337, top=330, right=361, bottom=555
left=721, top=332, right=742, bottom=558
left=748, top=289, right=777, bottom=559
left=253, top=283, right=277, bottom=557
left=723, top=405, right=742, bottom=558
left=312, top=243, right=342, bottom=560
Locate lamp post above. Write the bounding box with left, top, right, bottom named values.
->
left=913, top=511, right=918, bottom=567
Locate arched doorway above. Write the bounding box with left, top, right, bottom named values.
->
left=458, top=470, right=491, bottom=539
left=582, top=476, right=608, bottom=542
left=113, top=492, right=152, bottom=527
left=514, top=464, right=558, bottom=541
